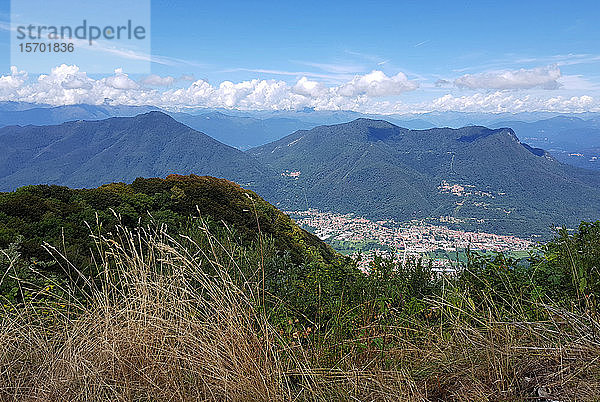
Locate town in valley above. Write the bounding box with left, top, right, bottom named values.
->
left=288, top=209, right=535, bottom=271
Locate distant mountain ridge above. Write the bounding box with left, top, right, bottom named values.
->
left=0, top=103, right=433, bottom=149
left=3, top=102, right=600, bottom=168
left=491, top=115, right=600, bottom=149
left=490, top=116, right=600, bottom=170
left=0, top=104, right=161, bottom=127
left=170, top=111, right=317, bottom=149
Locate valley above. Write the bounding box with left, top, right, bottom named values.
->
left=289, top=209, right=534, bottom=270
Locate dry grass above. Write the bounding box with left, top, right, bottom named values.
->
left=1, top=224, right=600, bottom=401
left=0, top=224, right=295, bottom=401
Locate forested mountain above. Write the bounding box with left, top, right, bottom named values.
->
left=249, top=118, right=600, bottom=237
left=2, top=111, right=599, bottom=237
left=0, top=111, right=280, bottom=197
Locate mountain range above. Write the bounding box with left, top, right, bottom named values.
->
left=0, top=104, right=160, bottom=126
left=1, top=108, right=599, bottom=238
left=0, top=104, right=317, bottom=150
left=0, top=103, right=434, bottom=150
left=169, top=111, right=316, bottom=149
left=2, top=103, right=600, bottom=170
left=489, top=116, right=600, bottom=170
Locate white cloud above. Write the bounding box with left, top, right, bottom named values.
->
left=338, top=70, right=419, bottom=97
left=425, top=92, right=595, bottom=113
left=0, top=66, right=418, bottom=111
left=140, top=74, right=176, bottom=87
left=453, top=65, right=562, bottom=90
left=103, top=68, right=139, bottom=90
left=292, top=77, right=328, bottom=98
left=2, top=65, right=151, bottom=105
left=20, top=65, right=95, bottom=104
left=0, top=66, right=27, bottom=91
left=0, top=65, right=597, bottom=114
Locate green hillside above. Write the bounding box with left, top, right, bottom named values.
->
left=0, top=111, right=280, bottom=197
left=250, top=118, right=600, bottom=237
left=0, top=175, right=338, bottom=294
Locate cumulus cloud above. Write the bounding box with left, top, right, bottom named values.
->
left=140, top=74, right=176, bottom=87
left=0, top=66, right=28, bottom=91
left=0, top=65, right=597, bottom=114
left=1, top=65, right=151, bottom=105
left=426, top=92, right=595, bottom=113
left=103, top=68, right=139, bottom=90
left=292, top=77, right=328, bottom=97
left=453, top=65, right=562, bottom=90
left=338, top=70, right=418, bottom=97
left=0, top=66, right=417, bottom=111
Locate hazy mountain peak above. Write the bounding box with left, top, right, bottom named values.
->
left=133, top=110, right=176, bottom=123
left=349, top=117, right=399, bottom=128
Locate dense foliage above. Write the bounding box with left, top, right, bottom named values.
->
left=0, top=175, right=337, bottom=302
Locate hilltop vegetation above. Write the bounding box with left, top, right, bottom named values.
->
left=1, top=176, right=600, bottom=400
left=0, top=175, right=337, bottom=301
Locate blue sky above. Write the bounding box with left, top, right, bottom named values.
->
left=1, top=0, right=599, bottom=113
left=147, top=0, right=600, bottom=79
